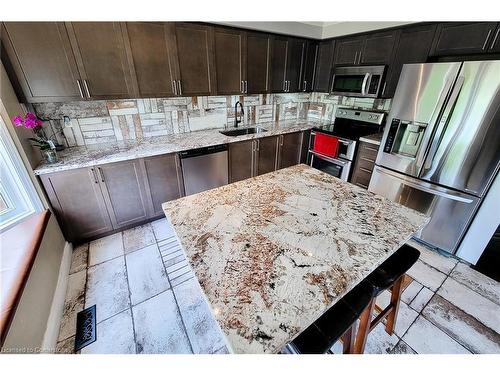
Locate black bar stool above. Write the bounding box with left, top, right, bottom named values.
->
left=287, top=280, right=376, bottom=354
left=353, top=244, right=420, bottom=353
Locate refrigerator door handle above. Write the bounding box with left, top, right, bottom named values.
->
left=422, top=75, right=465, bottom=171
left=374, top=166, right=474, bottom=203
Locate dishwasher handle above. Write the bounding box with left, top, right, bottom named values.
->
left=179, top=144, right=228, bottom=158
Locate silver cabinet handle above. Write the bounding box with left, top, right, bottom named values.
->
left=330, top=74, right=336, bottom=93
left=244, top=80, right=248, bottom=93
left=358, top=51, right=362, bottom=64
left=287, top=81, right=290, bottom=92
left=255, top=139, right=260, bottom=151
left=172, top=80, right=177, bottom=95
left=82, top=79, right=91, bottom=98
left=97, top=167, right=105, bottom=182
left=354, top=51, right=358, bottom=65
left=283, top=80, right=286, bottom=92
left=241, top=80, right=244, bottom=93
left=303, top=80, right=307, bottom=92
left=382, top=82, right=387, bottom=96
left=490, top=28, right=500, bottom=49
left=177, top=80, right=182, bottom=96
left=90, top=168, right=98, bottom=184
left=483, top=29, right=493, bottom=50
left=280, top=134, right=284, bottom=146
left=76, top=80, right=85, bottom=99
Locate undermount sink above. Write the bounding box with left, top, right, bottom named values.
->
left=220, top=127, right=267, bottom=137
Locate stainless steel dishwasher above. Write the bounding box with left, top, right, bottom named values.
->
left=179, top=144, right=229, bottom=196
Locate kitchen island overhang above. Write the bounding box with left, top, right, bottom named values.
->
left=162, top=164, right=429, bottom=354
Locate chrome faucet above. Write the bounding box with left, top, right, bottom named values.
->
left=234, top=101, right=244, bottom=128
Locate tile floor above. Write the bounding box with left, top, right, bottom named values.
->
left=55, top=219, right=500, bottom=354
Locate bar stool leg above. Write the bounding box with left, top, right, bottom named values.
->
left=341, top=325, right=356, bottom=354
left=353, top=298, right=376, bottom=354
left=385, top=275, right=404, bottom=335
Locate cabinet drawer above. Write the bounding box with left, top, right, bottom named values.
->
left=352, top=166, right=373, bottom=189
left=357, top=157, right=375, bottom=172
left=359, top=142, right=379, bottom=160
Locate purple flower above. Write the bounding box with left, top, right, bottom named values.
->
left=13, top=116, right=24, bottom=126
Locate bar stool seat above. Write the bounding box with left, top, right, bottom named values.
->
left=288, top=280, right=375, bottom=354
left=353, top=244, right=420, bottom=353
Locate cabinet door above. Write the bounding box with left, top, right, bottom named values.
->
left=67, top=22, right=135, bottom=99
left=256, top=136, right=278, bottom=176
left=97, top=160, right=150, bottom=229
left=286, top=38, right=306, bottom=93
left=214, top=28, right=246, bottom=95
left=246, top=33, right=271, bottom=94
left=300, top=41, right=317, bottom=92
left=2, top=22, right=83, bottom=103
left=229, top=140, right=254, bottom=183
left=335, top=37, right=364, bottom=66
left=278, top=132, right=303, bottom=169
left=172, top=23, right=215, bottom=96
left=39, top=168, right=112, bottom=242
left=360, top=31, right=397, bottom=65
left=143, top=154, right=183, bottom=216
left=125, top=22, right=176, bottom=97
left=430, top=22, right=498, bottom=56
left=270, top=37, right=288, bottom=92
left=313, top=40, right=335, bottom=92
left=382, top=25, right=436, bottom=98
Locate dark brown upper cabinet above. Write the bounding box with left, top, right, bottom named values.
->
left=360, top=31, right=398, bottom=65
left=335, top=31, right=397, bottom=66
left=246, top=33, right=271, bottom=94
left=335, top=37, right=365, bottom=65
left=270, top=36, right=306, bottom=93
left=214, top=27, right=246, bottom=95
left=313, top=40, right=335, bottom=92
left=1, top=22, right=83, bottom=103
left=66, top=22, right=136, bottom=99
left=381, top=25, right=437, bottom=98
left=430, top=22, right=499, bottom=56
left=125, top=22, right=177, bottom=98
left=171, top=23, right=216, bottom=96
left=300, top=41, right=318, bottom=92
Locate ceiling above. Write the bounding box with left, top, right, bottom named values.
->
left=216, top=22, right=414, bottom=39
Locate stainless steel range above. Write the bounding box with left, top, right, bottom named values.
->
left=369, top=61, right=500, bottom=254
left=308, top=108, right=385, bottom=181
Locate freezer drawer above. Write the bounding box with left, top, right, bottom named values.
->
left=369, top=166, right=480, bottom=254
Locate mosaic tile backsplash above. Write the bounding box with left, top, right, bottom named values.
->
left=33, top=93, right=392, bottom=148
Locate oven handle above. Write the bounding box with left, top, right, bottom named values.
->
left=309, top=150, right=349, bottom=166
left=361, top=73, right=370, bottom=96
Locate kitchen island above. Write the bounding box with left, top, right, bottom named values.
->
left=162, top=164, right=429, bottom=353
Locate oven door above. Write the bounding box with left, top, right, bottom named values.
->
left=309, top=151, right=351, bottom=181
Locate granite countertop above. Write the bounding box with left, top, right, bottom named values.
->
left=162, top=164, right=429, bottom=353
left=359, top=132, right=384, bottom=146
left=33, top=119, right=333, bottom=175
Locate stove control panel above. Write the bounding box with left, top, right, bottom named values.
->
left=335, top=108, right=385, bottom=125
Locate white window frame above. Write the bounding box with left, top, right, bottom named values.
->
left=0, top=116, right=43, bottom=232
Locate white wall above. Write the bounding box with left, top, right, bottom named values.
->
left=1, top=61, right=69, bottom=352
left=456, top=172, right=500, bottom=264
left=216, top=21, right=414, bottom=39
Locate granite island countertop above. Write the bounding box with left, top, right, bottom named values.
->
left=162, top=164, right=429, bottom=353
left=33, top=119, right=334, bottom=175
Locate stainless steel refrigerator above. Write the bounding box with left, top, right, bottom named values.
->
left=369, top=61, right=500, bottom=254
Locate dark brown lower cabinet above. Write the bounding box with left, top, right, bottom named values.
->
left=40, top=167, right=113, bottom=242
left=40, top=153, right=182, bottom=242
left=229, top=140, right=254, bottom=183
left=143, top=154, right=183, bottom=216
left=97, top=160, right=151, bottom=229
left=255, top=136, right=279, bottom=176
left=350, top=141, right=380, bottom=189
left=277, top=132, right=303, bottom=169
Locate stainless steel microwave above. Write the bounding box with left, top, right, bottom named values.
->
left=330, top=66, right=386, bottom=98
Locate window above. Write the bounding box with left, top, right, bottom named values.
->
left=0, top=116, right=43, bottom=232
